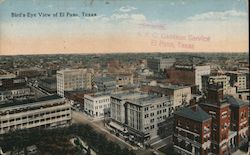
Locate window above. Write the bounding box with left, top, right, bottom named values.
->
left=221, top=111, right=227, bottom=119
left=150, top=125, right=154, bottom=129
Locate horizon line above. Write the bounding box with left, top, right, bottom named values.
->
left=0, top=51, right=248, bottom=56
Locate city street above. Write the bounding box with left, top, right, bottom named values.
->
left=71, top=111, right=156, bottom=155
left=72, top=111, right=136, bottom=150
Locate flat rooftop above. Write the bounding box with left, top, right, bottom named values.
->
left=161, top=85, right=190, bottom=90
left=111, top=92, right=148, bottom=100
left=0, top=95, right=62, bottom=109
left=129, top=95, right=169, bottom=106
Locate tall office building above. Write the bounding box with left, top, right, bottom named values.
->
left=110, top=92, right=173, bottom=142
left=147, top=57, right=176, bottom=73
left=57, top=68, right=92, bottom=97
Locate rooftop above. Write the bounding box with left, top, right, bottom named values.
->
left=161, top=84, right=190, bottom=90
left=128, top=95, right=170, bottom=106
left=95, top=76, right=115, bottom=83
left=0, top=85, right=30, bottom=91
left=111, top=92, right=148, bottom=100
left=0, top=95, right=62, bottom=109
left=39, top=78, right=56, bottom=84
left=225, top=95, right=249, bottom=107
left=175, top=105, right=211, bottom=122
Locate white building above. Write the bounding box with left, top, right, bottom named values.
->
left=202, top=74, right=237, bottom=96
left=195, top=65, right=211, bottom=91
left=57, top=68, right=92, bottom=97
left=146, top=85, right=192, bottom=110
left=110, top=92, right=173, bottom=141
left=162, top=85, right=192, bottom=110
left=84, top=93, right=111, bottom=119
left=115, top=73, right=134, bottom=88
left=111, top=92, right=148, bottom=124
left=0, top=95, right=71, bottom=134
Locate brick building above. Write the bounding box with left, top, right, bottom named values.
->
left=199, top=84, right=231, bottom=155
left=167, top=64, right=210, bottom=91
left=173, top=83, right=249, bottom=155
left=174, top=105, right=212, bottom=155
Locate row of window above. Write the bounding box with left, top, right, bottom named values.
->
left=0, top=114, right=70, bottom=129
left=0, top=109, right=70, bottom=124
left=95, top=104, right=110, bottom=110
left=0, top=102, right=68, bottom=116
left=144, top=102, right=169, bottom=112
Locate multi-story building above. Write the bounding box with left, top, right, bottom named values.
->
left=94, top=76, right=116, bottom=92
left=38, top=77, right=57, bottom=93
left=226, top=95, right=249, bottom=147
left=110, top=92, right=172, bottom=141
left=199, top=84, right=231, bottom=155
left=202, top=75, right=230, bottom=92
left=0, top=95, right=71, bottom=134
left=84, top=93, right=111, bottom=119
left=0, top=78, right=33, bottom=101
left=141, top=85, right=192, bottom=111
left=114, top=73, right=133, bottom=88
left=0, top=70, right=16, bottom=82
left=226, top=71, right=249, bottom=101
left=126, top=95, right=172, bottom=141
left=226, top=71, right=248, bottom=92
left=111, top=92, right=148, bottom=125
left=174, top=105, right=212, bottom=155
left=162, top=85, right=192, bottom=109
left=168, top=64, right=210, bottom=91
left=202, top=74, right=237, bottom=96
left=16, top=68, right=47, bottom=79
left=57, top=68, right=92, bottom=97
left=147, top=57, right=176, bottom=73
left=173, top=83, right=249, bottom=155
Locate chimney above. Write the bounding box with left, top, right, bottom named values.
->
left=191, top=104, right=198, bottom=112
left=207, top=82, right=224, bottom=104
left=190, top=97, right=197, bottom=106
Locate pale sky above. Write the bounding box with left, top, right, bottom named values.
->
left=0, top=0, right=249, bottom=55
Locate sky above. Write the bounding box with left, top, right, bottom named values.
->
left=0, top=0, right=249, bottom=55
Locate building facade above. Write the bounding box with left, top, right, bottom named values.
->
left=199, top=84, right=232, bottom=155
left=0, top=95, right=71, bottom=134
left=173, top=83, right=249, bottom=155
left=226, top=71, right=248, bottom=92
left=0, top=78, right=33, bottom=101
left=168, top=64, right=210, bottom=91
left=57, top=68, right=92, bottom=97
left=111, top=92, right=172, bottom=141
left=126, top=95, right=172, bottom=141
left=226, top=95, right=249, bottom=147
left=84, top=93, right=111, bottom=119
left=147, top=57, right=176, bottom=73
left=174, top=105, right=212, bottom=155
left=94, top=76, right=116, bottom=92
left=114, top=73, right=134, bottom=88
left=141, top=85, right=192, bottom=111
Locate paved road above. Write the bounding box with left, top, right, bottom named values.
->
left=72, top=111, right=156, bottom=155
left=72, top=111, right=135, bottom=150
